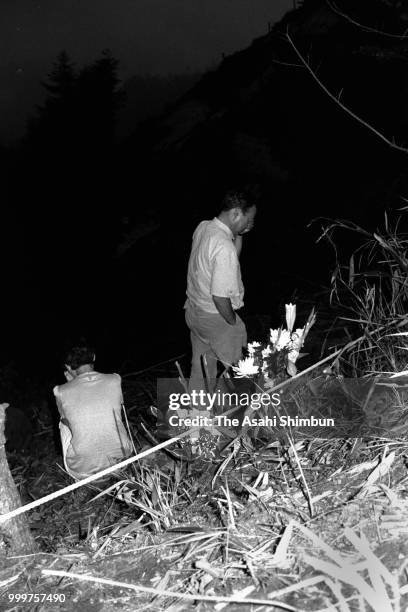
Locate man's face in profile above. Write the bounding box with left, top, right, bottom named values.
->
left=237, top=205, right=257, bottom=235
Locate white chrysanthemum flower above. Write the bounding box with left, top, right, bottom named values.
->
left=275, top=329, right=291, bottom=351
left=262, top=346, right=272, bottom=359
left=270, top=328, right=291, bottom=350
left=232, top=356, right=259, bottom=378
left=247, top=341, right=262, bottom=355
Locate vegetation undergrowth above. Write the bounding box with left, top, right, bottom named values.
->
left=3, top=214, right=408, bottom=610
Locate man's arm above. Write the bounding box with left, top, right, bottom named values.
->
left=53, top=387, right=67, bottom=422
left=212, top=295, right=236, bottom=325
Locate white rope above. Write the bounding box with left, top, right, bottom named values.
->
left=121, top=353, right=187, bottom=378
left=0, top=434, right=190, bottom=525
left=41, top=569, right=297, bottom=609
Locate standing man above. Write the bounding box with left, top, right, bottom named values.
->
left=185, top=190, right=256, bottom=392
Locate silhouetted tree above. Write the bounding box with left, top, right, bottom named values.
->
left=25, top=49, right=123, bottom=158
left=42, top=50, right=76, bottom=102
left=76, top=49, right=124, bottom=152
left=25, top=51, right=77, bottom=149
left=19, top=49, right=125, bottom=304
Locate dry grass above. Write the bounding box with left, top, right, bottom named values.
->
left=3, top=401, right=408, bottom=610
left=5, top=214, right=408, bottom=609
left=316, top=212, right=408, bottom=376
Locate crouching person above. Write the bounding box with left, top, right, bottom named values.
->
left=53, top=342, right=133, bottom=481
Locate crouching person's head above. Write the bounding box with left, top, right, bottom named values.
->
left=63, top=341, right=95, bottom=381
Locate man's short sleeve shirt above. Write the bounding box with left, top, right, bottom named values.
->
left=185, top=217, right=244, bottom=313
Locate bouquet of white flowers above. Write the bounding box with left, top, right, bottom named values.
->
left=232, top=304, right=316, bottom=385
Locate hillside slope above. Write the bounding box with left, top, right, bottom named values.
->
left=117, top=0, right=408, bottom=325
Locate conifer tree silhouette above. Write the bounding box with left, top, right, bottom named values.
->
left=26, top=50, right=77, bottom=149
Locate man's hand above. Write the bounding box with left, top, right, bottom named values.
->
left=212, top=295, right=236, bottom=325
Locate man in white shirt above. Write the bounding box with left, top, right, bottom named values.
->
left=185, top=191, right=256, bottom=392
left=53, top=343, right=133, bottom=480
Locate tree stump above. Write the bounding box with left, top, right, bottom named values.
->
left=0, top=403, right=36, bottom=557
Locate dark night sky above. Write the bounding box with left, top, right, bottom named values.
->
left=0, top=0, right=292, bottom=143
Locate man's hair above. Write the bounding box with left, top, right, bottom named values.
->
left=220, top=190, right=255, bottom=213
left=64, top=341, right=95, bottom=370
